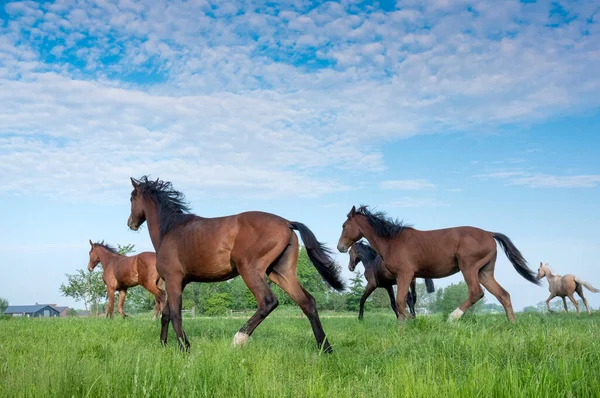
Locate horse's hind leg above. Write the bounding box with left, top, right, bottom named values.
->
left=143, top=278, right=166, bottom=321
left=567, top=293, right=580, bottom=314
left=117, top=289, right=128, bottom=318
left=268, top=236, right=332, bottom=353
left=477, top=253, right=516, bottom=322
left=407, top=279, right=417, bottom=317
left=575, top=284, right=591, bottom=314
left=561, top=297, right=569, bottom=313
left=385, top=286, right=399, bottom=317
left=233, top=268, right=279, bottom=347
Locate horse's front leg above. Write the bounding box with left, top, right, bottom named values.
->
left=106, top=288, right=115, bottom=319
left=358, top=283, right=376, bottom=321
left=395, top=270, right=415, bottom=322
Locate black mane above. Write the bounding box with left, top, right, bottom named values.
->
left=94, top=242, right=120, bottom=255
left=353, top=240, right=379, bottom=263
left=132, top=175, right=197, bottom=238
left=356, top=205, right=412, bottom=239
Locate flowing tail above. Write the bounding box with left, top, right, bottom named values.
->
left=575, top=277, right=600, bottom=293
left=492, top=232, right=540, bottom=285
left=424, top=278, right=435, bottom=293
left=289, top=222, right=346, bottom=291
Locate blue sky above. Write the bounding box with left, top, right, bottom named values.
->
left=1, top=0, right=599, bottom=311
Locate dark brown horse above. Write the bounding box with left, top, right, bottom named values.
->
left=87, top=240, right=166, bottom=319
left=337, top=206, right=540, bottom=322
left=349, top=241, right=435, bottom=319
left=126, top=176, right=345, bottom=352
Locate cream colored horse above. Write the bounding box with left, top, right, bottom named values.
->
left=536, top=262, right=598, bottom=314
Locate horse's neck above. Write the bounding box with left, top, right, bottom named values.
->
left=144, top=201, right=163, bottom=250
left=545, top=267, right=559, bottom=279
left=355, top=216, right=390, bottom=259
left=97, top=249, right=118, bottom=271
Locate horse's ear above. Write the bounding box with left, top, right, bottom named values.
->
left=350, top=205, right=356, bottom=216
left=130, top=177, right=138, bottom=188
left=100, top=240, right=104, bottom=245
left=89, top=239, right=93, bottom=247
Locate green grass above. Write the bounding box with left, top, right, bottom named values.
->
left=1, top=309, right=599, bottom=397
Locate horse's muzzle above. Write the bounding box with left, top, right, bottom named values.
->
left=127, top=216, right=139, bottom=231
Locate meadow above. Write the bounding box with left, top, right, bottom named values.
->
left=1, top=309, right=599, bottom=397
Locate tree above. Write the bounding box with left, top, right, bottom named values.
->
left=59, top=269, right=106, bottom=316
left=429, top=281, right=486, bottom=315
left=346, top=271, right=365, bottom=311
left=67, top=308, right=78, bottom=317
left=523, top=306, right=539, bottom=313
left=0, top=297, right=8, bottom=314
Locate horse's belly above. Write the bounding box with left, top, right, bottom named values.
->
left=185, top=260, right=238, bottom=282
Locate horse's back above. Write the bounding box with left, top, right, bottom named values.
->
left=158, top=210, right=292, bottom=281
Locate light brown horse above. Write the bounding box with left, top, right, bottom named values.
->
left=536, top=262, right=598, bottom=314
left=337, top=205, right=540, bottom=322
left=87, top=240, right=165, bottom=319
left=126, top=176, right=345, bottom=352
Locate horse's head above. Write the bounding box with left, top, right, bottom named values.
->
left=87, top=239, right=102, bottom=271
left=536, top=262, right=549, bottom=280
left=127, top=177, right=147, bottom=231
left=348, top=244, right=362, bottom=272
left=337, top=206, right=363, bottom=253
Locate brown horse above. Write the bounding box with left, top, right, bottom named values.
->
left=337, top=205, right=540, bottom=322
left=87, top=240, right=165, bottom=319
left=537, top=262, right=598, bottom=314
left=126, top=176, right=345, bottom=352
left=348, top=241, right=435, bottom=319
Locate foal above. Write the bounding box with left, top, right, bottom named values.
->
left=348, top=241, right=435, bottom=319
left=87, top=240, right=165, bottom=319
left=537, top=262, right=598, bottom=314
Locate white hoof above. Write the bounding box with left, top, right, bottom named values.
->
left=448, top=308, right=464, bottom=322
left=232, top=332, right=250, bottom=347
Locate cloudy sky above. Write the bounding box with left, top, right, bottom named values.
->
left=1, top=0, right=599, bottom=311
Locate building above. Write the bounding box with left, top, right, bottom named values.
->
left=50, top=305, right=70, bottom=317
left=4, top=304, right=60, bottom=318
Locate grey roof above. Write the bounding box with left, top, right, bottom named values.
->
left=52, top=306, right=69, bottom=312
left=4, top=305, right=57, bottom=314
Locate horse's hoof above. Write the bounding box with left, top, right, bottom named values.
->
left=232, top=332, right=250, bottom=347
left=448, top=308, right=464, bottom=322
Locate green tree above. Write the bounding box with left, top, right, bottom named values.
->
left=67, top=308, right=78, bottom=317
left=204, top=292, right=233, bottom=316
left=0, top=297, right=8, bottom=314
left=523, top=306, right=538, bottom=313
left=368, top=288, right=391, bottom=309
left=429, top=281, right=486, bottom=315
left=325, top=291, right=348, bottom=312
left=346, top=271, right=365, bottom=311
left=59, top=269, right=106, bottom=316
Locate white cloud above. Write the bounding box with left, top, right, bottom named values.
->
left=380, top=179, right=435, bottom=190
left=1, top=0, right=599, bottom=200
left=474, top=171, right=600, bottom=188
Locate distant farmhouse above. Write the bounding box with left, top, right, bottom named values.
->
left=48, top=304, right=70, bottom=317
left=4, top=304, right=60, bottom=318
left=4, top=303, right=71, bottom=318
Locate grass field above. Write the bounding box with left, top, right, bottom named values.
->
left=1, top=309, right=599, bottom=397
